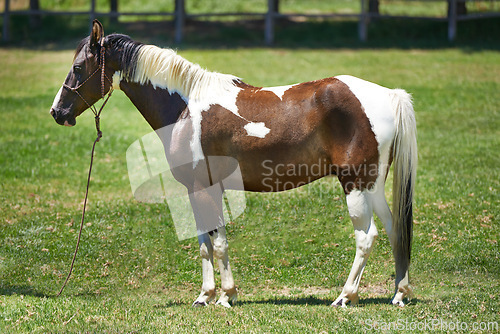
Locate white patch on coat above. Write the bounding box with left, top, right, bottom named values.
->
left=112, top=71, right=122, bottom=90
left=51, top=86, right=63, bottom=110
left=129, top=45, right=271, bottom=165
left=345, top=189, right=369, bottom=219
left=132, top=46, right=245, bottom=165
left=243, top=122, right=270, bottom=138
left=335, top=75, right=395, bottom=147
left=260, top=85, right=294, bottom=100
left=335, top=75, right=397, bottom=183
left=187, top=90, right=242, bottom=164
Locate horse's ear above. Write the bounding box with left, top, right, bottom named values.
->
left=90, top=19, right=104, bottom=47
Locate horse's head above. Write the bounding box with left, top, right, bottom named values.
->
left=50, top=20, right=115, bottom=126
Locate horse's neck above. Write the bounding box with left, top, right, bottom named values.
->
left=119, top=81, right=187, bottom=130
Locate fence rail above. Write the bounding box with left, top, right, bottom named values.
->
left=2, top=0, right=500, bottom=43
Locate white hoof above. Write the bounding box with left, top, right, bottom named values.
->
left=216, top=292, right=237, bottom=308
left=192, top=290, right=216, bottom=307
left=392, top=299, right=405, bottom=307
left=391, top=286, right=413, bottom=307
left=192, top=300, right=209, bottom=307
left=216, top=300, right=232, bottom=308
left=331, top=293, right=359, bottom=307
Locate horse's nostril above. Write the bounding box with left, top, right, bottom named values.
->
left=50, top=108, right=58, bottom=120
left=50, top=108, right=63, bottom=124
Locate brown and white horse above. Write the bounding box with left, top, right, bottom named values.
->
left=50, top=20, right=417, bottom=307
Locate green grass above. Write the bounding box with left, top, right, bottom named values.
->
left=1, top=22, right=500, bottom=333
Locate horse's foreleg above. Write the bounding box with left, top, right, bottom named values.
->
left=189, top=187, right=222, bottom=307
left=213, top=227, right=237, bottom=308
left=189, top=182, right=237, bottom=307
left=193, top=232, right=216, bottom=306
left=332, top=189, right=378, bottom=307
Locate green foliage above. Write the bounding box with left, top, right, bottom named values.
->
left=2, top=0, right=500, bottom=48
left=0, top=19, right=499, bottom=333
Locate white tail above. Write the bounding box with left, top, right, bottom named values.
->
left=391, top=89, right=417, bottom=267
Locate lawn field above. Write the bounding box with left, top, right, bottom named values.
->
left=1, top=26, right=499, bottom=333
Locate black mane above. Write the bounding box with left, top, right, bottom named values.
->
left=74, top=33, right=143, bottom=79
left=105, top=34, right=143, bottom=80
left=74, top=36, right=90, bottom=60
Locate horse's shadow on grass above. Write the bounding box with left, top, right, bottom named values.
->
left=0, top=285, right=426, bottom=308
left=157, top=296, right=424, bottom=308
left=238, top=295, right=332, bottom=306
left=0, top=285, right=52, bottom=298
left=236, top=296, right=424, bottom=307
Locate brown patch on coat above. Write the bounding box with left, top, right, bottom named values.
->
left=198, top=78, right=379, bottom=193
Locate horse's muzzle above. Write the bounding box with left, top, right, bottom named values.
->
left=50, top=108, right=76, bottom=127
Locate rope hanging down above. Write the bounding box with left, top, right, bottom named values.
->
left=57, top=42, right=113, bottom=297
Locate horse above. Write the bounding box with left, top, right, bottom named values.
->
left=50, top=20, right=417, bottom=308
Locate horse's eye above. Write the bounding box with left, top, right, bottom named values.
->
left=73, top=65, right=83, bottom=74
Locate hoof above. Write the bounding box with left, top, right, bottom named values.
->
left=192, top=300, right=209, bottom=307
left=391, top=299, right=405, bottom=307
left=216, top=292, right=237, bottom=308
left=331, top=293, right=359, bottom=307
left=215, top=300, right=232, bottom=308
left=391, top=286, right=413, bottom=307
left=331, top=297, right=348, bottom=308
left=192, top=290, right=216, bottom=307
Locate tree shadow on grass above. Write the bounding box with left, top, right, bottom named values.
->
left=0, top=285, right=52, bottom=298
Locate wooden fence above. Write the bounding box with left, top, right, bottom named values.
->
left=2, top=0, right=499, bottom=43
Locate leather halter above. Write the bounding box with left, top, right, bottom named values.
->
left=62, top=39, right=114, bottom=123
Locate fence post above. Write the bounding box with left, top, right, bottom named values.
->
left=2, top=0, right=10, bottom=42
left=368, top=0, right=379, bottom=14
left=359, top=0, right=368, bottom=41
left=89, top=0, right=96, bottom=33
left=110, top=0, right=118, bottom=24
left=265, top=0, right=276, bottom=46
left=448, top=0, right=457, bottom=41
left=175, top=0, right=185, bottom=44
left=29, top=0, right=41, bottom=28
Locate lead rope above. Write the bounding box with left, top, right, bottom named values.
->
left=57, top=42, right=113, bottom=297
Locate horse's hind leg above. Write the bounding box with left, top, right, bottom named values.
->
left=372, top=187, right=412, bottom=306
left=332, top=189, right=378, bottom=307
